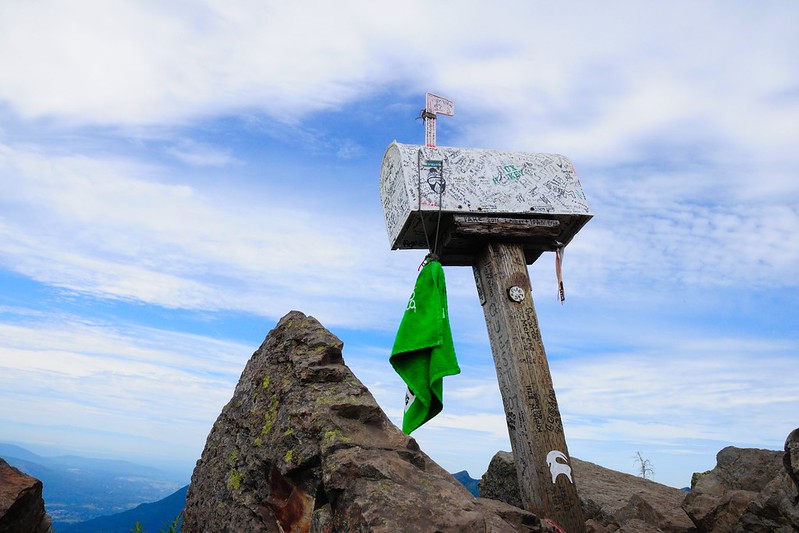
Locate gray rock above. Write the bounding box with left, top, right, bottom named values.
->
left=584, top=518, right=618, bottom=533
left=480, top=451, right=694, bottom=532
left=573, top=458, right=694, bottom=533
left=785, top=428, right=799, bottom=505
left=0, top=458, right=53, bottom=533
left=683, top=489, right=755, bottom=533
left=732, top=431, right=799, bottom=533
left=690, top=446, right=783, bottom=497
left=683, top=445, right=798, bottom=532
left=480, top=451, right=524, bottom=509
left=734, top=473, right=799, bottom=533
left=184, top=311, right=550, bottom=532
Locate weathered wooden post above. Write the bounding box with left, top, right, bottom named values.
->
left=379, top=125, right=592, bottom=532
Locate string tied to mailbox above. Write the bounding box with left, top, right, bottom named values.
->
left=418, top=252, right=439, bottom=271
left=416, top=159, right=446, bottom=262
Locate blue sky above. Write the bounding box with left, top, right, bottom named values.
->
left=0, top=1, right=797, bottom=489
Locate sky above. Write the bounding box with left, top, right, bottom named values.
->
left=0, top=1, right=797, bottom=490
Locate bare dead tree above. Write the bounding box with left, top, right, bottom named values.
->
left=634, top=451, right=655, bottom=480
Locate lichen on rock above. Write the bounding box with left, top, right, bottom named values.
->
left=183, top=310, right=544, bottom=532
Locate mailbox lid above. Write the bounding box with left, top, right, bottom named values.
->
left=379, top=142, right=592, bottom=265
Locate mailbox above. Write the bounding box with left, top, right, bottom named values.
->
left=379, top=142, right=592, bottom=266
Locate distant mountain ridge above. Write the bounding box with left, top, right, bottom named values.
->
left=0, top=443, right=174, bottom=479
left=1, top=442, right=480, bottom=531
left=452, top=470, right=480, bottom=497
left=0, top=443, right=184, bottom=526
left=56, top=485, right=187, bottom=533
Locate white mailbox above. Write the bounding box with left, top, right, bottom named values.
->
left=379, top=142, right=592, bottom=265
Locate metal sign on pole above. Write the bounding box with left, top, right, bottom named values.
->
left=379, top=96, right=592, bottom=533
left=422, top=92, right=454, bottom=147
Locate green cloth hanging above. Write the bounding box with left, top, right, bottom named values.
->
left=390, top=260, right=460, bottom=434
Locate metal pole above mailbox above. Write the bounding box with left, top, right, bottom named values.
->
left=379, top=134, right=592, bottom=532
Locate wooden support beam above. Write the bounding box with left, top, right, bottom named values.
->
left=473, top=241, right=585, bottom=533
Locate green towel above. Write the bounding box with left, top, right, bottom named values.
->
left=390, top=260, right=460, bottom=434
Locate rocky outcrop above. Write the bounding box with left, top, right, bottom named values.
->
left=785, top=428, right=799, bottom=505
left=573, top=458, right=695, bottom=533
left=480, top=451, right=695, bottom=532
left=483, top=444, right=799, bottom=532
left=184, top=311, right=551, bottom=532
left=734, top=473, right=799, bottom=533
left=480, top=451, right=524, bottom=509
left=683, top=444, right=799, bottom=532
left=0, top=458, right=53, bottom=533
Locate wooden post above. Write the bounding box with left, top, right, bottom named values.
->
left=379, top=137, right=592, bottom=530
left=473, top=241, right=585, bottom=533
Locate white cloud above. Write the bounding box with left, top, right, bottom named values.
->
left=342, top=306, right=799, bottom=487
left=0, top=141, right=422, bottom=328
left=0, top=2, right=795, bottom=305
left=335, top=139, right=364, bottom=160
left=165, top=139, right=240, bottom=167
left=427, top=412, right=508, bottom=440
left=561, top=197, right=799, bottom=296
left=0, top=2, right=795, bottom=148
left=0, top=310, right=252, bottom=467
left=4, top=129, right=793, bottom=337
left=0, top=0, right=797, bottom=489
left=552, top=337, right=799, bottom=448
left=0, top=0, right=385, bottom=124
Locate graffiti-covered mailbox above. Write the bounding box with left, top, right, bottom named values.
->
left=379, top=142, right=592, bottom=265
left=380, top=139, right=592, bottom=532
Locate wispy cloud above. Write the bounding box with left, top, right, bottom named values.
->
left=335, top=139, right=364, bottom=160
left=0, top=141, right=420, bottom=328
left=1, top=3, right=794, bottom=306
left=0, top=0, right=797, bottom=490
left=165, top=139, right=240, bottom=167
left=1, top=2, right=794, bottom=150
left=552, top=336, right=799, bottom=448
left=0, top=308, right=252, bottom=467
left=340, top=307, right=799, bottom=484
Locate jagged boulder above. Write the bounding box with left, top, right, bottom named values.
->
left=734, top=473, right=799, bottom=532
left=0, top=458, right=53, bottom=533
left=480, top=451, right=523, bottom=509
left=480, top=451, right=695, bottom=532
left=184, top=311, right=551, bottom=532
left=785, top=428, right=799, bottom=505
left=683, top=444, right=799, bottom=532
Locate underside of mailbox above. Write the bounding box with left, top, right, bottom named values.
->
left=379, top=142, right=592, bottom=266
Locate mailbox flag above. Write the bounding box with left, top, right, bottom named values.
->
left=390, top=260, right=460, bottom=434
left=426, top=93, right=454, bottom=116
